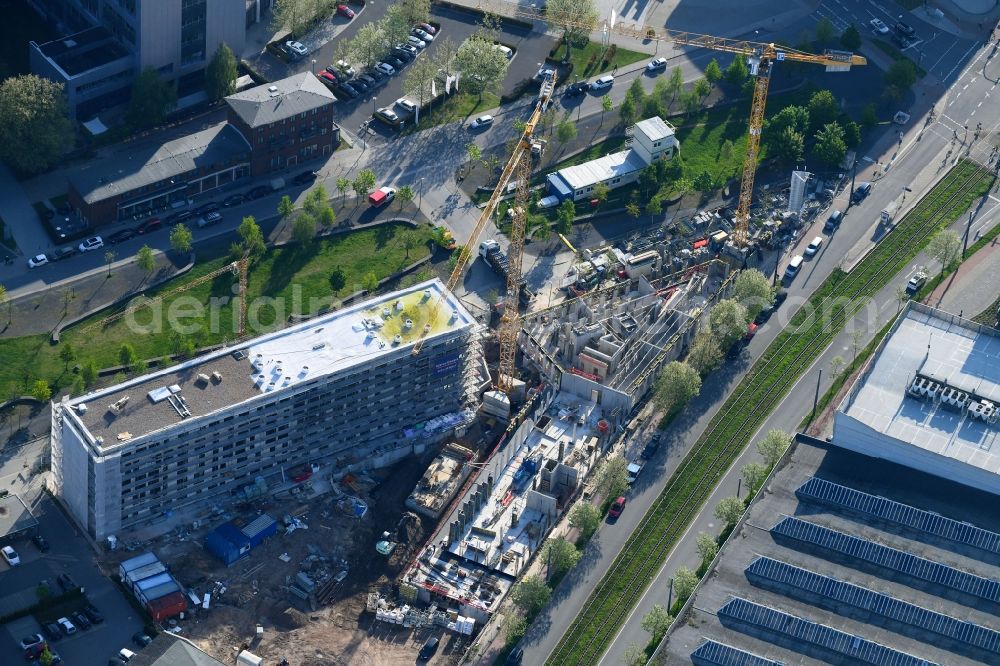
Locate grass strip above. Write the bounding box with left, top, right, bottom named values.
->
left=546, top=159, right=994, bottom=665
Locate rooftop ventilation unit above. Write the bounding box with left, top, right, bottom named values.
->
left=211, top=372, right=223, bottom=383
left=268, top=85, right=279, bottom=96
left=196, top=373, right=210, bottom=386
left=108, top=396, right=130, bottom=415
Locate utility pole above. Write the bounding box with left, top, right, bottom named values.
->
left=811, top=368, right=823, bottom=421
left=963, top=210, right=974, bottom=258
left=848, top=158, right=857, bottom=209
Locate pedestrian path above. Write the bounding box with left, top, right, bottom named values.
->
left=924, top=233, right=1000, bottom=317
left=0, top=164, right=52, bottom=258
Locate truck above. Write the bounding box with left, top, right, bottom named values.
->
left=880, top=200, right=898, bottom=226
left=369, top=186, right=396, bottom=207
left=479, top=240, right=534, bottom=305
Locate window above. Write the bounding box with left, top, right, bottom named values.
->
left=653, top=141, right=661, bottom=148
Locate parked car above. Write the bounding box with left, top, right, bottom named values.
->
left=223, top=193, right=244, bottom=207
left=317, top=70, right=338, bottom=86
left=783, top=254, right=804, bottom=282
left=78, top=236, right=105, bottom=252
left=418, top=22, right=436, bottom=34
left=350, top=77, right=370, bottom=93
left=418, top=636, right=440, bottom=662
left=394, top=43, right=418, bottom=57
left=870, top=18, right=889, bottom=34
left=48, top=246, right=77, bottom=261
left=358, top=73, right=379, bottom=87
left=375, top=107, right=399, bottom=124
left=32, top=534, right=50, bottom=552
left=292, top=170, right=317, bottom=186
left=563, top=81, right=589, bottom=96
left=386, top=56, right=406, bottom=70
left=42, top=623, right=61, bottom=642
left=24, top=642, right=50, bottom=661
left=851, top=181, right=872, bottom=203
left=82, top=604, right=105, bottom=624
left=335, top=83, right=360, bottom=99
left=56, top=617, right=76, bottom=636
left=19, top=634, right=44, bottom=651
left=132, top=632, right=152, bottom=648
left=375, top=61, right=396, bottom=76
left=395, top=97, right=417, bottom=113
left=72, top=611, right=92, bottom=630
left=743, top=321, right=759, bottom=341
left=412, top=28, right=434, bottom=42
left=805, top=235, right=823, bottom=256
left=246, top=185, right=272, bottom=200
left=57, top=573, right=78, bottom=592
left=407, top=35, right=427, bottom=49
left=906, top=271, right=927, bottom=294
left=197, top=211, right=223, bottom=228
left=285, top=40, right=308, bottom=58
left=641, top=434, right=661, bottom=460
left=2, top=544, right=21, bottom=566
left=590, top=74, right=614, bottom=91
left=366, top=67, right=387, bottom=82
left=754, top=290, right=787, bottom=325
left=107, top=228, right=136, bottom=244
left=646, top=57, right=668, bottom=72
left=608, top=496, right=627, bottom=518
left=391, top=46, right=415, bottom=62
left=136, top=217, right=162, bottom=233
left=165, top=210, right=194, bottom=224
left=27, top=254, right=48, bottom=268
left=335, top=59, right=356, bottom=77
left=470, top=115, right=494, bottom=129
left=336, top=4, right=355, bottom=18
left=626, top=462, right=643, bottom=484
left=895, top=20, right=916, bottom=37
left=824, top=209, right=843, bottom=233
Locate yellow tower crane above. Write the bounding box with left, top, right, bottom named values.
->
left=479, top=0, right=866, bottom=245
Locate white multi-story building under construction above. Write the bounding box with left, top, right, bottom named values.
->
left=49, top=279, right=483, bottom=540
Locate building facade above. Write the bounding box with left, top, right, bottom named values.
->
left=225, top=73, right=341, bottom=175
left=49, top=280, right=483, bottom=539
left=30, top=0, right=248, bottom=119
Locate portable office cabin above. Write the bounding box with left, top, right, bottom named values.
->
left=124, top=561, right=167, bottom=589
left=241, top=514, right=278, bottom=547
left=205, top=523, right=251, bottom=565
left=118, top=552, right=158, bottom=581
left=138, top=579, right=182, bottom=605
left=134, top=571, right=174, bottom=595
left=145, top=591, right=187, bottom=622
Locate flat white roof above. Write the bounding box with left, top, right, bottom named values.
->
left=554, top=149, right=648, bottom=191
left=840, top=305, right=1000, bottom=476
left=633, top=116, right=676, bottom=142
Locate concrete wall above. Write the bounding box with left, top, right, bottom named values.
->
left=206, top=0, right=247, bottom=66
left=136, top=1, right=181, bottom=73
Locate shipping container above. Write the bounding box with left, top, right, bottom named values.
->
left=118, top=552, right=158, bottom=581
left=205, top=522, right=251, bottom=566
left=241, top=514, right=278, bottom=547
left=145, top=591, right=187, bottom=622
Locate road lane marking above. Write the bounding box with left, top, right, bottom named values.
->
left=944, top=43, right=984, bottom=82
left=930, top=40, right=958, bottom=73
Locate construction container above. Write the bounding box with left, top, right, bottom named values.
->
left=241, top=514, right=278, bottom=547
left=124, top=561, right=167, bottom=589
left=118, top=552, right=158, bottom=581
left=205, top=514, right=277, bottom=565
left=133, top=571, right=174, bottom=594
left=138, top=580, right=182, bottom=605
left=145, top=591, right=187, bottom=622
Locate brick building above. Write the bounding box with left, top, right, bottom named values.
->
left=225, top=72, right=340, bottom=175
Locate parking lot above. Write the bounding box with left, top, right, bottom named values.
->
left=0, top=493, right=145, bottom=665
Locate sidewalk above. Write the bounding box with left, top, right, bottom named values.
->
left=0, top=164, right=53, bottom=258
left=923, top=234, right=1000, bottom=317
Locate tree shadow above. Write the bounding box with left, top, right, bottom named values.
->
left=374, top=224, right=398, bottom=249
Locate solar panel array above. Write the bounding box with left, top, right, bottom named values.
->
left=745, top=556, right=1000, bottom=658
left=770, top=517, right=1000, bottom=607
left=717, top=597, right=938, bottom=666
left=690, top=639, right=784, bottom=666
left=796, top=477, right=1000, bottom=558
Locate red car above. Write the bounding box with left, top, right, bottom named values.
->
left=419, top=22, right=436, bottom=34
left=608, top=496, right=626, bottom=519
left=337, top=4, right=355, bottom=19
left=317, top=70, right=337, bottom=86
left=744, top=322, right=759, bottom=341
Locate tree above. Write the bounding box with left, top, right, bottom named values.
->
left=714, top=496, right=745, bottom=526
left=592, top=182, right=609, bottom=206
left=653, top=361, right=701, bottom=415
left=454, top=36, right=510, bottom=98
left=329, top=267, right=347, bottom=291
left=237, top=216, right=266, bottom=260
left=622, top=642, right=646, bottom=666
left=546, top=0, right=599, bottom=59
left=842, top=119, right=861, bottom=148
left=687, top=330, right=722, bottom=375
left=104, top=250, right=116, bottom=277
left=60, top=343, right=76, bottom=370
left=169, top=223, right=193, bottom=254
left=291, top=213, right=316, bottom=244
left=556, top=199, right=575, bottom=234
left=807, top=89, right=839, bottom=133
left=39, top=648, right=55, bottom=666
left=758, top=428, right=790, bottom=468
left=402, top=56, right=438, bottom=122
left=510, top=575, right=551, bottom=615
left=569, top=503, right=601, bottom=542
left=126, top=68, right=176, bottom=130
left=433, top=36, right=460, bottom=79
left=772, top=126, right=805, bottom=164
left=814, top=122, right=847, bottom=167
left=31, top=379, right=51, bottom=403
left=206, top=42, right=238, bottom=101
left=680, top=90, right=700, bottom=115
left=885, top=59, right=918, bottom=91
left=397, top=184, right=415, bottom=209
left=556, top=119, right=577, bottom=146
left=860, top=103, right=879, bottom=130
left=927, top=229, right=962, bottom=270
left=361, top=271, right=379, bottom=293
left=136, top=244, right=155, bottom=276
left=119, top=343, right=140, bottom=373
left=81, top=359, right=98, bottom=388
left=347, top=22, right=388, bottom=69
left=710, top=298, right=749, bottom=348
left=696, top=532, right=718, bottom=565
left=278, top=195, right=295, bottom=220
left=353, top=169, right=377, bottom=197
left=542, top=537, right=580, bottom=580
left=466, top=142, right=482, bottom=171
left=600, top=94, right=613, bottom=120
left=619, top=93, right=639, bottom=125
left=641, top=604, right=673, bottom=642
left=381, top=5, right=413, bottom=48
left=272, top=0, right=310, bottom=36
left=732, top=269, right=774, bottom=319
left=667, top=66, right=685, bottom=103
left=768, top=105, right=809, bottom=136
left=646, top=193, right=665, bottom=223
left=840, top=23, right=861, bottom=51
left=719, top=139, right=735, bottom=164
left=724, top=55, right=748, bottom=88
left=595, top=455, right=630, bottom=502
left=0, top=75, right=73, bottom=175
left=399, top=0, right=431, bottom=25
left=402, top=234, right=417, bottom=259
left=693, top=170, right=714, bottom=192
left=830, top=354, right=847, bottom=378
left=741, top=462, right=768, bottom=496
left=336, top=176, right=351, bottom=202
left=673, top=566, right=699, bottom=602
left=705, top=58, right=722, bottom=87
left=625, top=202, right=641, bottom=218
left=815, top=16, right=836, bottom=45
left=694, top=77, right=711, bottom=103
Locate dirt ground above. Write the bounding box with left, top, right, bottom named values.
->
left=110, top=448, right=469, bottom=665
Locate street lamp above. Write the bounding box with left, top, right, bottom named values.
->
left=419, top=177, right=424, bottom=210
left=372, top=96, right=377, bottom=116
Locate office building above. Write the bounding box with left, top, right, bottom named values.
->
left=29, top=0, right=248, bottom=119
left=49, top=279, right=484, bottom=540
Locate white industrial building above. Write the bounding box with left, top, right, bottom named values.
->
left=546, top=117, right=679, bottom=202
left=834, top=303, right=1000, bottom=495
left=49, top=279, right=484, bottom=540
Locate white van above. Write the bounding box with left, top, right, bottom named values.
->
left=784, top=255, right=804, bottom=281
left=493, top=44, right=513, bottom=59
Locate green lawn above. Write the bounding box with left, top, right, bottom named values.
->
left=0, top=223, right=432, bottom=398
left=870, top=39, right=927, bottom=77
left=563, top=40, right=649, bottom=78
left=405, top=91, right=501, bottom=132
left=546, top=160, right=995, bottom=665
